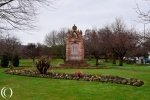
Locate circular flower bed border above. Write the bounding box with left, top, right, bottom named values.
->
left=5, top=69, right=144, bottom=87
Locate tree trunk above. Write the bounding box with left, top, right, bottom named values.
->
left=141, top=59, right=144, bottom=64
left=105, top=56, right=108, bottom=62
left=113, top=57, right=116, bottom=64
left=88, top=55, right=92, bottom=61
left=112, top=53, right=116, bottom=64
left=96, top=58, right=99, bottom=66
left=105, top=53, right=108, bottom=62
left=119, top=57, right=123, bottom=66
left=32, top=58, right=35, bottom=67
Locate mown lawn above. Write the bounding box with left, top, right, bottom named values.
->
left=0, top=59, right=150, bottom=100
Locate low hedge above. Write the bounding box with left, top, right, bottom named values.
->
left=5, top=69, right=144, bottom=87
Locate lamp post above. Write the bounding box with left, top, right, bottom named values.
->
left=143, top=22, right=149, bottom=41
left=144, top=23, right=146, bottom=41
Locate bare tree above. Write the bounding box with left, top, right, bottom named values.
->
left=0, top=34, right=21, bottom=66
left=0, top=0, right=52, bottom=33
left=36, top=43, right=52, bottom=57
left=136, top=0, right=150, bottom=22
left=111, top=19, right=138, bottom=66
left=136, top=1, right=150, bottom=53
left=45, top=30, right=58, bottom=47
left=84, top=29, right=101, bottom=66
left=98, top=26, right=112, bottom=62
left=21, top=42, right=52, bottom=60
left=44, top=28, right=68, bottom=61
left=57, top=28, right=67, bottom=45
left=23, top=43, right=37, bottom=64
left=84, top=29, right=92, bottom=59
left=57, top=28, right=67, bottom=61
left=144, top=37, right=150, bottom=51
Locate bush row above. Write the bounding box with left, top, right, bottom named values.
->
left=5, top=69, right=144, bottom=87
left=1, top=55, right=19, bottom=67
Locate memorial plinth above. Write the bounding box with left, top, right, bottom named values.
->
left=60, top=25, right=89, bottom=67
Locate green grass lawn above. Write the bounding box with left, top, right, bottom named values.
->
left=0, top=59, right=150, bottom=100
left=20, top=59, right=33, bottom=67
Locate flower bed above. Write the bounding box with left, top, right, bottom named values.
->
left=5, top=69, right=144, bottom=87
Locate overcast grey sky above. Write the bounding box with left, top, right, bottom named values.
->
left=14, top=0, right=149, bottom=45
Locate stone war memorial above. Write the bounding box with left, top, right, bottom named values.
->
left=61, top=25, right=88, bottom=67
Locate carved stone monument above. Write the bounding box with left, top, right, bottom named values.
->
left=66, top=25, right=84, bottom=61
left=60, top=25, right=88, bottom=67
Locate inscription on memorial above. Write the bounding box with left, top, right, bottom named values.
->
left=70, top=43, right=79, bottom=60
